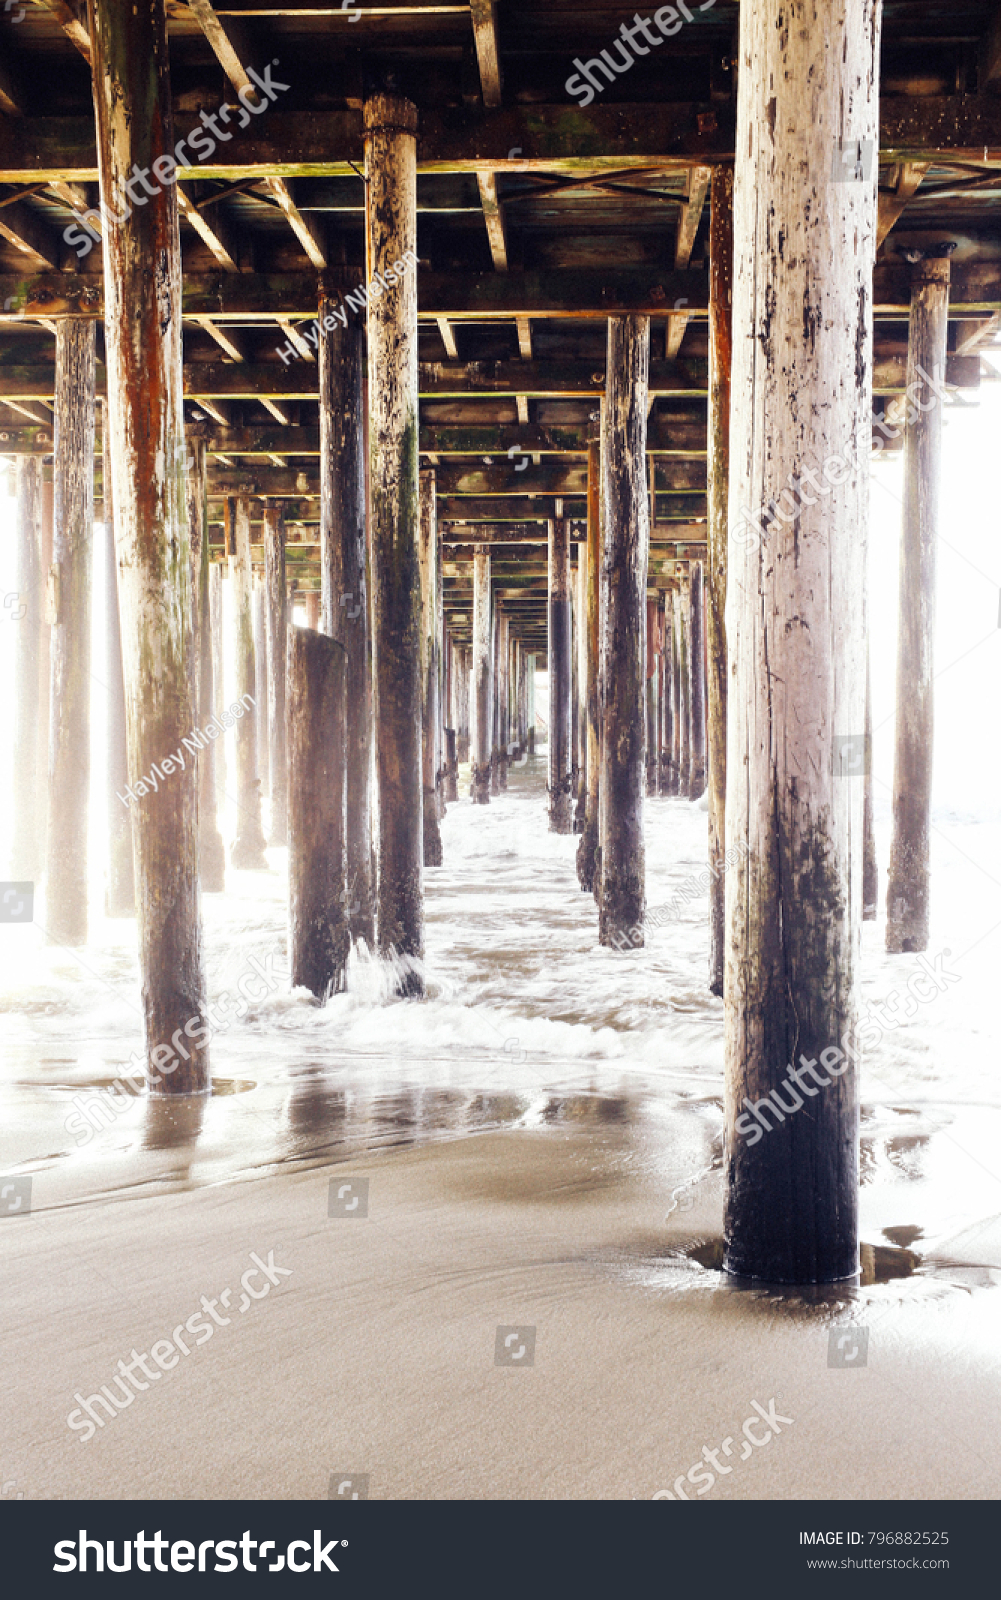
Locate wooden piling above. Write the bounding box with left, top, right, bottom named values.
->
left=419, top=468, right=444, bottom=864
left=36, top=476, right=52, bottom=862
left=47, top=319, right=96, bottom=947
left=103, top=412, right=134, bottom=915
left=598, top=315, right=650, bottom=943
left=229, top=495, right=268, bottom=870
left=187, top=438, right=225, bottom=893
left=471, top=545, right=492, bottom=804
left=548, top=516, right=573, bottom=833
left=676, top=579, right=691, bottom=799
left=885, top=254, right=951, bottom=954
left=11, top=455, right=43, bottom=882
left=305, top=591, right=321, bottom=630
left=645, top=598, right=660, bottom=797
left=862, top=650, right=878, bottom=919
left=724, top=0, right=880, bottom=1282
left=688, top=559, right=707, bottom=800
left=90, top=0, right=208, bottom=1089
left=365, top=94, right=424, bottom=984
left=210, top=561, right=226, bottom=816
left=287, top=626, right=350, bottom=998
left=254, top=574, right=270, bottom=800
left=318, top=294, right=373, bottom=938
left=576, top=427, right=602, bottom=889
left=574, top=541, right=588, bottom=828
left=264, top=506, right=289, bottom=848
left=707, top=165, right=733, bottom=994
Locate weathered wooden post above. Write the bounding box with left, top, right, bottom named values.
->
left=598, top=315, right=650, bottom=944
left=305, top=591, right=321, bottom=630
left=254, top=572, right=270, bottom=800
left=707, top=165, right=734, bottom=995
left=89, top=0, right=209, bottom=1088
left=229, top=495, right=268, bottom=869
left=659, top=589, right=673, bottom=793
left=577, top=425, right=602, bottom=888
left=548, top=516, right=573, bottom=832
left=526, top=651, right=536, bottom=754
left=885, top=250, right=952, bottom=954
left=264, top=506, right=289, bottom=848
left=489, top=606, right=501, bottom=795
left=187, top=437, right=225, bottom=893
left=645, top=598, right=660, bottom=797
left=36, top=475, right=53, bottom=859
left=365, top=93, right=423, bottom=985
left=318, top=290, right=373, bottom=935
left=287, top=626, right=350, bottom=998
left=676, top=577, right=691, bottom=799
left=210, top=561, right=227, bottom=814
left=445, top=728, right=459, bottom=802
left=47, top=320, right=96, bottom=947
left=471, top=545, right=492, bottom=803
left=498, top=611, right=511, bottom=789
left=419, top=468, right=444, bottom=864
left=11, top=456, right=43, bottom=883
left=724, top=0, right=879, bottom=1283
left=688, top=559, right=707, bottom=800
left=574, top=540, right=588, bottom=827
left=103, top=413, right=134, bottom=916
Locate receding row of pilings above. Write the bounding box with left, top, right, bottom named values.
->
left=3, top=0, right=953, bottom=1286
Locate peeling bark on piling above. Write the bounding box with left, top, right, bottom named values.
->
left=724, top=0, right=879, bottom=1283
left=688, top=560, right=707, bottom=800
left=229, top=495, right=268, bottom=870
left=11, top=456, right=43, bottom=882
left=598, top=315, right=650, bottom=944
left=576, top=429, right=602, bottom=889
left=548, top=516, right=573, bottom=833
left=264, top=507, right=289, bottom=848
left=471, top=545, right=492, bottom=804
left=886, top=255, right=950, bottom=954
left=319, top=295, right=373, bottom=938
left=287, top=626, right=350, bottom=998
left=103, top=415, right=135, bottom=915
left=707, top=165, right=733, bottom=994
left=47, top=318, right=96, bottom=947
left=89, top=0, right=208, bottom=1089
left=187, top=437, right=225, bottom=893
left=365, top=94, right=424, bottom=985
left=419, top=469, right=444, bottom=864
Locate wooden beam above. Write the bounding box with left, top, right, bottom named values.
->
left=0, top=195, right=60, bottom=268
left=477, top=170, right=507, bottom=270
left=667, top=163, right=710, bottom=358
left=436, top=315, right=459, bottom=357
left=35, top=0, right=92, bottom=63
left=469, top=0, right=501, bottom=109
left=876, top=160, right=929, bottom=249
left=176, top=186, right=242, bottom=271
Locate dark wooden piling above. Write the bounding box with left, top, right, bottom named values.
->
left=688, top=559, right=707, bottom=800
left=365, top=94, right=424, bottom=985
left=548, top=515, right=573, bottom=833
left=707, top=165, right=733, bottom=994
left=526, top=650, right=536, bottom=755
left=229, top=496, right=268, bottom=869
left=36, top=476, right=53, bottom=864
left=103, top=413, right=135, bottom=915
left=264, top=506, right=289, bottom=848
left=90, top=0, right=208, bottom=1089
left=445, top=728, right=458, bottom=802
left=659, top=591, right=673, bottom=794
left=676, top=580, right=691, bottom=799
left=456, top=643, right=471, bottom=763
left=287, top=626, right=350, bottom=998
left=471, top=545, right=492, bottom=804
left=419, top=468, right=444, bottom=864
left=597, top=314, right=650, bottom=943
left=318, top=294, right=374, bottom=938
left=11, top=456, right=43, bottom=882
left=645, top=598, right=660, bottom=797
left=670, top=587, right=683, bottom=796
left=187, top=436, right=225, bottom=893
left=576, top=426, right=602, bottom=888
left=886, top=254, right=951, bottom=954
left=573, top=545, right=588, bottom=827
left=723, top=0, right=879, bottom=1283
left=305, top=591, right=321, bottom=630
left=497, top=611, right=510, bottom=789
left=47, top=318, right=96, bottom=947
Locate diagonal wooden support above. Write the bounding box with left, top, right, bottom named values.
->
left=470, top=0, right=501, bottom=108
left=667, top=165, right=710, bottom=358
left=877, top=160, right=930, bottom=247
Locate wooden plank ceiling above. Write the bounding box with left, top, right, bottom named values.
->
left=1, top=0, right=1000, bottom=645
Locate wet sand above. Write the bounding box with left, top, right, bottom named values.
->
left=2, top=761, right=1001, bottom=1500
